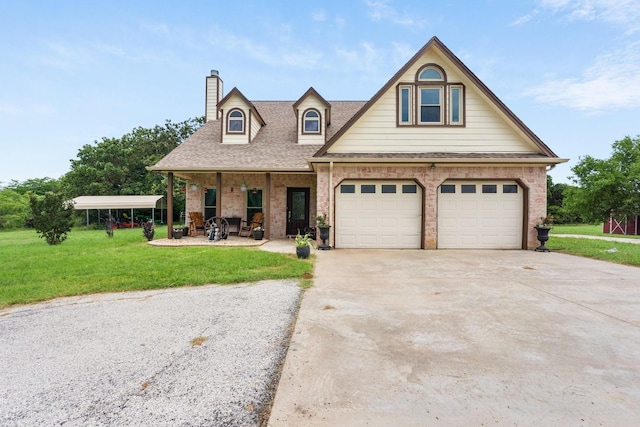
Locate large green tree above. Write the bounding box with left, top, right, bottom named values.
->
left=62, top=117, right=203, bottom=197
left=567, top=135, right=640, bottom=223
left=0, top=189, right=30, bottom=229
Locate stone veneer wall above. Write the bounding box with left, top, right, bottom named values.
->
left=316, top=164, right=548, bottom=249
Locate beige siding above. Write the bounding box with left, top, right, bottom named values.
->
left=205, top=76, right=222, bottom=122
left=297, top=97, right=326, bottom=145
left=250, top=111, right=262, bottom=141
left=221, top=95, right=249, bottom=144
left=328, top=50, right=540, bottom=154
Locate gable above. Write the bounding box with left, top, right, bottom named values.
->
left=317, top=37, right=559, bottom=160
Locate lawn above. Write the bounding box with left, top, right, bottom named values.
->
left=0, top=227, right=312, bottom=308
left=548, top=224, right=640, bottom=267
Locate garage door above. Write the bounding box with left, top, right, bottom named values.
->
left=336, top=180, right=422, bottom=249
left=438, top=181, right=523, bottom=249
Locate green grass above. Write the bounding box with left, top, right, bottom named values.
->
left=0, top=228, right=312, bottom=308
left=551, top=223, right=640, bottom=239
left=548, top=224, right=640, bottom=267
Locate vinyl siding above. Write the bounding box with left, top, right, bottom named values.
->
left=222, top=95, right=249, bottom=144
left=297, top=97, right=326, bottom=145
left=328, top=50, right=540, bottom=154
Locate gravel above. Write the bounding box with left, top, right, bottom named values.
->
left=0, top=280, right=302, bottom=426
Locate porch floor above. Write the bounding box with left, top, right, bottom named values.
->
left=148, top=235, right=298, bottom=254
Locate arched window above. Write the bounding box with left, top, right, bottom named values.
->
left=303, top=109, right=320, bottom=133
left=417, top=65, right=445, bottom=81
left=228, top=109, right=245, bottom=133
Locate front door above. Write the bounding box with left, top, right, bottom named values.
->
left=286, top=187, right=310, bottom=236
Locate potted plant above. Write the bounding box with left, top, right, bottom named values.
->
left=172, top=227, right=183, bottom=239
left=142, top=221, right=155, bottom=241
left=295, top=232, right=313, bottom=259
left=253, top=226, right=265, bottom=240
left=534, top=215, right=554, bottom=252
left=315, top=212, right=331, bottom=250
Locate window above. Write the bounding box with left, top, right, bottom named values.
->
left=461, top=184, right=476, bottom=193
left=420, top=87, right=443, bottom=124
left=228, top=109, right=244, bottom=133
left=341, top=184, right=355, bottom=193
left=402, top=184, right=417, bottom=194
left=399, top=86, right=412, bottom=124
left=503, top=184, right=518, bottom=193
left=204, top=188, right=216, bottom=219
left=450, top=86, right=463, bottom=124
left=246, top=189, right=263, bottom=221
left=440, top=184, right=455, bottom=193
left=361, top=184, right=376, bottom=194
left=397, top=63, right=464, bottom=126
left=303, top=109, right=320, bottom=133
left=382, top=185, right=396, bottom=193
left=482, top=184, right=497, bottom=194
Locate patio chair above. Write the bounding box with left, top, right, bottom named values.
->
left=188, top=211, right=205, bottom=236
left=238, top=212, right=264, bottom=237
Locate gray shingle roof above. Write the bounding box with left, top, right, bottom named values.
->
left=150, top=101, right=366, bottom=172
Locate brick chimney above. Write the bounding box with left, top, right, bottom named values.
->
left=205, top=70, right=223, bottom=122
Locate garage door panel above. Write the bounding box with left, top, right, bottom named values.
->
left=336, top=180, right=422, bottom=249
left=438, top=181, right=522, bottom=249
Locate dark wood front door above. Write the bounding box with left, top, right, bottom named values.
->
left=286, top=187, right=310, bottom=236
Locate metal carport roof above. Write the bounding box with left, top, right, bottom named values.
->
left=72, top=195, right=165, bottom=210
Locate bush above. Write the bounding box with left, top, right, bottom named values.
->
left=29, top=192, right=74, bottom=245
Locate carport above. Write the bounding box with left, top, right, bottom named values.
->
left=72, top=195, right=166, bottom=228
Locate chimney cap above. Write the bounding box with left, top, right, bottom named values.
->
left=210, top=69, right=219, bottom=77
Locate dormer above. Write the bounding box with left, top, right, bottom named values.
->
left=293, top=87, right=331, bottom=145
left=217, top=87, right=266, bottom=144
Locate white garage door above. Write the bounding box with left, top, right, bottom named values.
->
left=336, top=180, right=422, bottom=249
left=438, top=181, right=523, bottom=249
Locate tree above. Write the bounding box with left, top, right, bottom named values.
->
left=0, top=189, right=30, bottom=229
left=567, top=135, right=640, bottom=223
left=546, top=175, right=582, bottom=224
left=61, top=117, right=202, bottom=221
left=29, top=192, right=74, bottom=245
left=3, top=177, right=61, bottom=195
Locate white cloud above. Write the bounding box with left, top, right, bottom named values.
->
left=534, top=0, right=640, bottom=33
left=527, top=41, right=640, bottom=111
left=364, top=0, right=425, bottom=29
left=312, top=10, right=326, bottom=22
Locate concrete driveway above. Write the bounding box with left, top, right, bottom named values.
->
left=269, top=250, right=640, bottom=426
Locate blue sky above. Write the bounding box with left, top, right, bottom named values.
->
left=1, top=0, right=639, bottom=186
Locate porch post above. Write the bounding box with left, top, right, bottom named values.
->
left=167, top=172, right=174, bottom=239
left=265, top=173, right=271, bottom=239
left=216, top=172, right=222, bottom=219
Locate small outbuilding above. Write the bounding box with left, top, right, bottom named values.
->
left=72, top=195, right=166, bottom=228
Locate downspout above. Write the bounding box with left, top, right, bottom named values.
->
left=167, top=172, right=174, bottom=239
left=329, top=161, right=334, bottom=246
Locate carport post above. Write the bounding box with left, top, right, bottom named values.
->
left=167, top=173, right=174, bottom=239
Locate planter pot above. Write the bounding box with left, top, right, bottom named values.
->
left=253, top=230, right=264, bottom=240
left=317, top=225, right=332, bottom=250
left=172, top=229, right=183, bottom=239
left=534, top=226, right=551, bottom=252
left=296, top=245, right=311, bottom=259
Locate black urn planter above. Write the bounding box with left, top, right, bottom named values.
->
left=253, top=230, right=264, bottom=240
left=172, top=229, right=183, bottom=239
left=534, top=226, right=551, bottom=252
left=317, top=225, right=332, bottom=250
left=296, top=245, right=311, bottom=259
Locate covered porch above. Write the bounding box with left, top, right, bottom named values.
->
left=165, top=171, right=317, bottom=241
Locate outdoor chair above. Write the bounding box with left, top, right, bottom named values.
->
left=238, top=212, right=264, bottom=237
left=188, top=211, right=205, bottom=236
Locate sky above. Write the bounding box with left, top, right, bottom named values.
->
left=1, top=0, right=639, bottom=186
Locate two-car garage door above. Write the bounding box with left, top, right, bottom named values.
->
left=334, top=179, right=523, bottom=249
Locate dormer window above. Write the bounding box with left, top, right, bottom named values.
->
left=227, top=109, right=245, bottom=133
left=397, top=63, right=464, bottom=126
left=303, top=109, right=321, bottom=134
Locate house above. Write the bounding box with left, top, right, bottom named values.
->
left=149, top=36, right=567, bottom=249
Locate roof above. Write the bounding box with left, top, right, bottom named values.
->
left=149, top=101, right=365, bottom=175
left=72, top=195, right=165, bottom=210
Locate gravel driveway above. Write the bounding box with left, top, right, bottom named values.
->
left=0, top=280, right=301, bottom=426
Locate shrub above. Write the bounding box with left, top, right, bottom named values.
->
left=28, top=192, right=74, bottom=245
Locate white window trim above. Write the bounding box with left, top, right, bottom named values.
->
left=302, top=109, right=321, bottom=134
left=398, top=85, right=413, bottom=125
left=418, top=85, right=444, bottom=125
left=449, top=85, right=464, bottom=125
left=227, top=109, right=245, bottom=134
